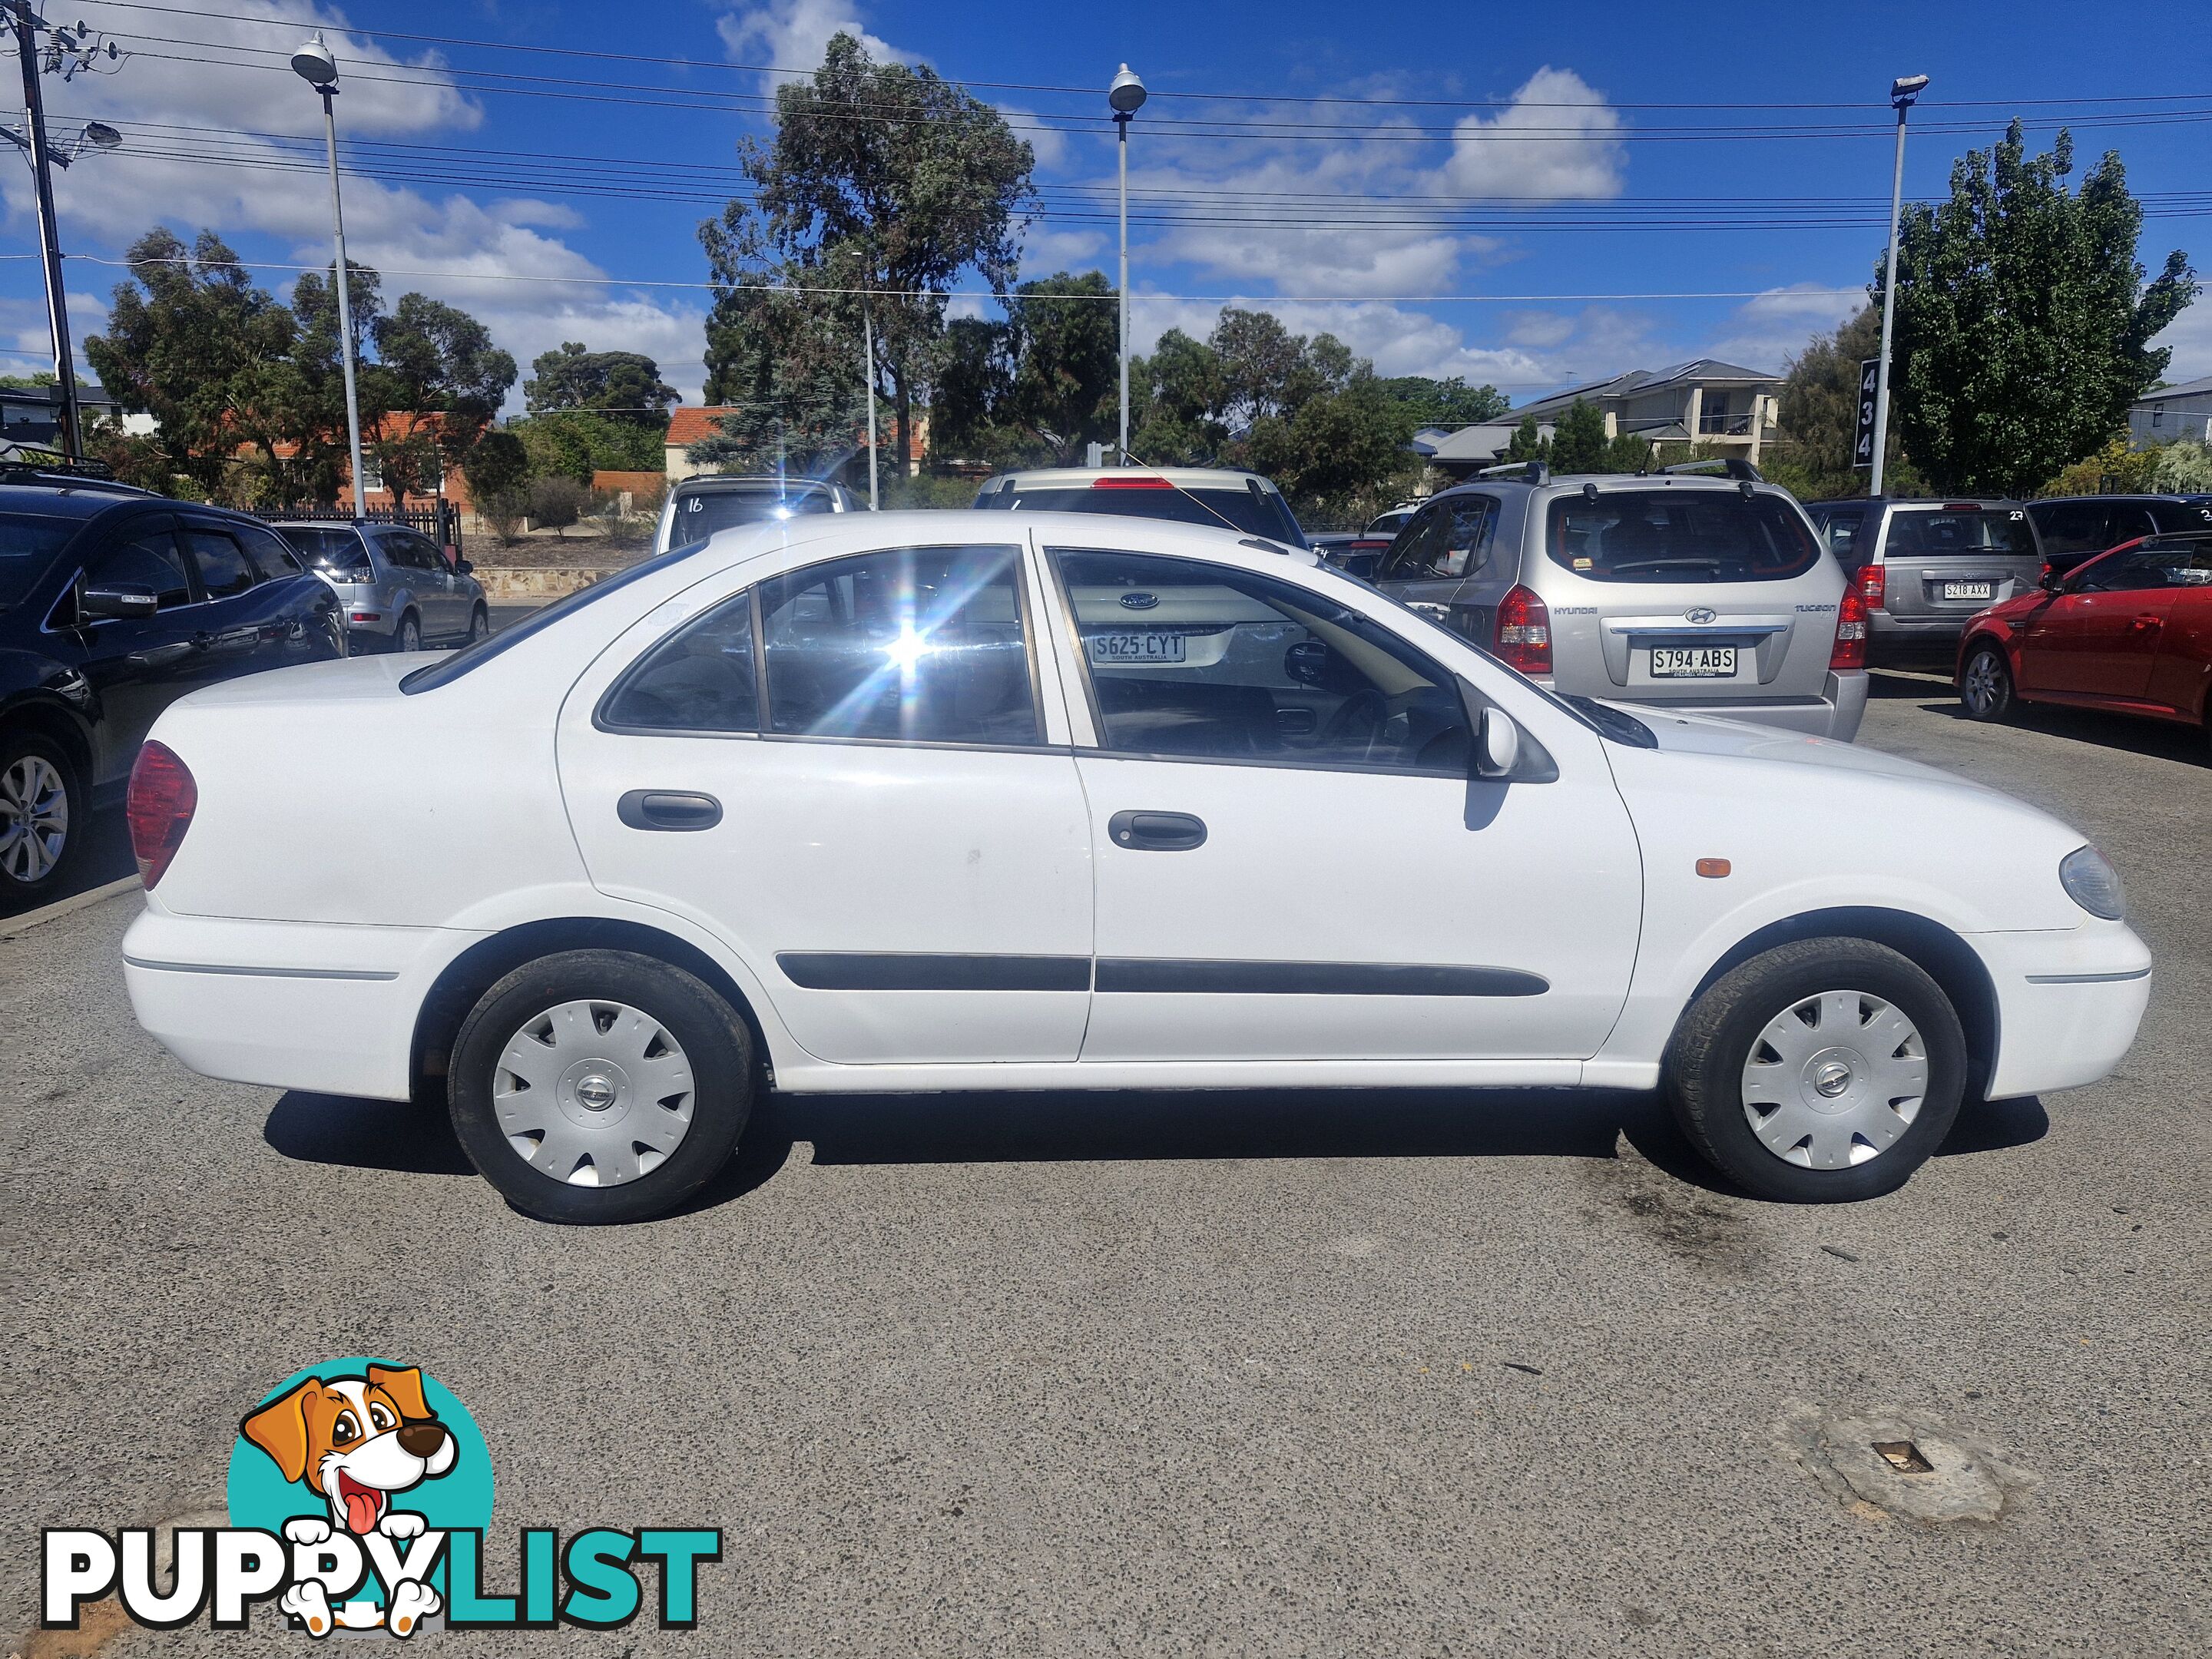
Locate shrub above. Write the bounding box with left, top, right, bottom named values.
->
left=528, top=475, right=585, bottom=535
left=475, top=488, right=528, bottom=545
left=2150, top=439, right=2212, bottom=494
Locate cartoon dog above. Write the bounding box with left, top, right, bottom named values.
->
left=241, top=1363, right=456, bottom=1637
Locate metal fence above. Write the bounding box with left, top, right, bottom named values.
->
left=253, top=500, right=463, bottom=553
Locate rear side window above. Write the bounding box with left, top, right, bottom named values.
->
left=601, top=592, right=759, bottom=733
left=181, top=525, right=257, bottom=598
left=1883, top=508, right=2033, bottom=557
left=2151, top=501, right=2212, bottom=532
left=2029, top=501, right=2111, bottom=555
left=231, top=521, right=303, bottom=579
left=993, top=482, right=1307, bottom=548
left=1545, top=490, right=1820, bottom=583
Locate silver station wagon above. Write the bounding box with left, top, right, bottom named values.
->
left=1354, top=462, right=1867, bottom=740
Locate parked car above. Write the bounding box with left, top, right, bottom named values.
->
left=272, top=521, right=487, bottom=653
left=1362, top=462, right=1867, bottom=740
left=1957, top=530, right=2212, bottom=743
left=2025, top=495, right=2212, bottom=579
left=1805, top=498, right=2043, bottom=664
left=121, top=509, right=2144, bottom=1223
left=1309, top=529, right=1396, bottom=571
left=655, top=475, right=864, bottom=557
left=1364, top=502, right=1422, bottom=540
left=974, top=467, right=1309, bottom=548
left=1, top=479, right=344, bottom=904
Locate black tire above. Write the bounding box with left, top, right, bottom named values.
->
left=1958, top=641, right=2015, bottom=722
left=465, top=604, right=488, bottom=644
left=393, top=611, right=422, bottom=654
left=449, top=949, right=753, bottom=1224
left=1665, top=938, right=1967, bottom=1204
left=0, top=730, right=82, bottom=909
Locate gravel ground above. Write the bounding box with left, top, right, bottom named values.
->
left=2, top=673, right=2206, bottom=1657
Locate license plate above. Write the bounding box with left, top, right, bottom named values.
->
left=1941, top=581, right=1994, bottom=601
left=1089, top=631, right=1185, bottom=664
left=1649, top=645, right=1737, bottom=678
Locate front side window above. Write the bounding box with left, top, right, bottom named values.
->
left=1053, top=548, right=1472, bottom=773
left=602, top=592, right=759, bottom=732
left=2077, top=541, right=2212, bottom=593
left=1815, top=508, right=1866, bottom=565
left=181, top=525, right=257, bottom=598
left=758, top=545, right=1038, bottom=746
left=1544, top=489, right=1820, bottom=583
left=1381, top=497, right=1493, bottom=582
left=83, top=520, right=191, bottom=611
left=0, top=512, right=80, bottom=609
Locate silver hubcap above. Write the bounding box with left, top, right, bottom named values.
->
left=1742, top=989, right=1928, bottom=1169
left=0, top=754, right=68, bottom=884
left=493, top=999, right=695, bottom=1188
left=1963, top=652, right=2004, bottom=714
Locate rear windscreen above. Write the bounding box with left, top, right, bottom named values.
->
left=669, top=488, right=836, bottom=546
left=276, top=527, right=369, bottom=568
left=1884, top=508, right=2035, bottom=557
left=1545, top=490, right=1821, bottom=583
left=987, top=485, right=1306, bottom=548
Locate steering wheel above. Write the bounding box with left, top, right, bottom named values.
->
left=1319, top=690, right=1388, bottom=760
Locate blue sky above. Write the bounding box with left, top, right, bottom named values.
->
left=4, top=0, right=2206, bottom=413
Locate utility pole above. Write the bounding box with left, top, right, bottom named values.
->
left=1869, top=73, right=1929, bottom=498
left=10, top=0, right=82, bottom=457
left=863, top=308, right=879, bottom=509
left=292, top=34, right=366, bottom=522
left=1108, top=65, right=1146, bottom=465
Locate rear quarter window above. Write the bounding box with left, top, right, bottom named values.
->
left=1544, top=489, right=1820, bottom=583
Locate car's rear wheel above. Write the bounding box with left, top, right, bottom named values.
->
left=393, top=611, right=422, bottom=654
left=0, top=732, right=79, bottom=907
left=1665, top=938, right=1966, bottom=1203
left=448, top=949, right=753, bottom=1224
left=1959, top=642, right=2015, bottom=721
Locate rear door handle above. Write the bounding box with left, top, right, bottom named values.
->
left=1108, top=810, right=1207, bottom=851
left=618, top=790, right=723, bottom=831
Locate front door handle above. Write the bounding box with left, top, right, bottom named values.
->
left=1108, top=810, right=1207, bottom=851
left=618, top=790, right=723, bottom=831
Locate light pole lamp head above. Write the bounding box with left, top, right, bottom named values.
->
left=1108, top=65, right=1147, bottom=118
left=291, top=31, right=339, bottom=89
left=1890, top=73, right=1930, bottom=110
left=81, top=121, right=122, bottom=151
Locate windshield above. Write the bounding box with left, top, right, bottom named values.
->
left=985, top=483, right=1307, bottom=548
left=0, top=512, right=81, bottom=608
left=1545, top=489, right=1820, bottom=583
left=668, top=487, right=836, bottom=548
left=1884, top=508, right=2035, bottom=556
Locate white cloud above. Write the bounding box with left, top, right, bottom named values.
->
left=3, top=2, right=712, bottom=409
left=2149, top=298, right=2212, bottom=385
left=717, top=0, right=907, bottom=81
left=1435, top=67, right=1625, bottom=200
left=1018, top=227, right=1109, bottom=277
left=1704, top=283, right=1865, bottom=374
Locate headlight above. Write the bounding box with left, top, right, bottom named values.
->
left=2059, top=845, right=2126, bottom=921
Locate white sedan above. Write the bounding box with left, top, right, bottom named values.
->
left=120, top=512, right=2150, bottom=1223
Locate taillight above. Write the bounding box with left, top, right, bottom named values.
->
left=126, top=741, right=197, bottom=889
left=1494, top=584, right=1552, bottom=676
left=1856, top=563, right=1886, bottom=610
left=1830, top=585, right=1869, bottom=672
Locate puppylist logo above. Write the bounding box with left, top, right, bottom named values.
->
left=42, top=1359, right=720, bottom=1639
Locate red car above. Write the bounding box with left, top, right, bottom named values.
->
left=1956, top=531, right=2212, bottom=744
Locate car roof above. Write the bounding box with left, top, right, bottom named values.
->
left=700, top=507, right=1313, bottom=565
left=671, top=474, right=839, bottom=494
left=0, top=481, right=155, bottom=519
left=1807, top=495, right=2025, bottom=508
left=980, top=466, right=1281, bottom=491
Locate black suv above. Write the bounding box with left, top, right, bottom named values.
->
left=0, top=475, right=343, bottom=906
left=2027, top=495, right=2212, bottom=578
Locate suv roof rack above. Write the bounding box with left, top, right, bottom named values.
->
left=1475, top=460, right=1548, bottom=485
left=0, top=458, right=152, bottom=496
left=1658, top=456, right=1764, bottom=483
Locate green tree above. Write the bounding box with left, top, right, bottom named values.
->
left=1767, top=304, right=1920, bottom=501
left=286, top=260, right=391, bottom=504
left=1548, top=399, right=1608, bottom=472
left=695, top=264, right=867, bottom=476
left=368, top=293, right=518, bottom=492
left=1375, top=375, right=1509, bottom=429
left=928, top=270, right=1118, bottom=467
left=82, top=227, right=299, bottom=502
left=1129, top=328, right=1228, bottom=464
left=462, top=429, right=529, bottom=501
left=700, top=31, right=1033, bottom=475
left=1889, top=121, right=2197, bottom=496
left=524, top=342, right=678, bottom=428
left=1502, top=415, right=1549, bottom=465
left=1601, top=432, right=1655, bottom=474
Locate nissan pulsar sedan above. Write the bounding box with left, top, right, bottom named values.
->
left=120, top=512, right=2149, bottom=1224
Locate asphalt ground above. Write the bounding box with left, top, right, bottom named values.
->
left=3, top=673, right=2207, bottom=1656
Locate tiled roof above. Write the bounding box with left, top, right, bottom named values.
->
left=664, top=406, right=734, bottom=446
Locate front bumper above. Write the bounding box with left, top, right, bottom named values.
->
left=1971, top=920, right=2153, bottom=1099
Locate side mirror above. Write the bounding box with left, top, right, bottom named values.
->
left=1283, top=640, right=1330, bottom=685
left=454, top=558, right=474, bottom=575
left=1338, top=550, right=1381, bottom=582
left=81, top=583, right=157, bottom=621
left=1476, top=707, right=1522, bottom=779
left=2038, top=565, right=2060, bottom=592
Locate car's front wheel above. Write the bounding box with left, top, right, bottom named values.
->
left=464, top=604, right=488, bottom=644
left=448, top=949, right=753, bottom=1224
left=1665, top=938, right=1966, bottom=1203
left=393, top=611, right=422, bottom=654
left=0, top=731, right=80, bottom=907
left=1959, top=642, right=2015, bottom=721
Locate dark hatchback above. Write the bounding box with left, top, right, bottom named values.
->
left=0, top=478, right=344, bottom=905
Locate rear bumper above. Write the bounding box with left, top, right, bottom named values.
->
left=1868, top=610, right=1972, bottom=657
left=122, top=908, right=468, bottom=1101
left=1588, top=672, right=1868, bottom=741
left=1972, top=921, right=2152, bottom=1099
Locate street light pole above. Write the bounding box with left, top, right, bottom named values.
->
left=293, top=32, right=366, bottom=522
left=1869, top=73, right=1928, bottom=499
left=1109, top=65, right=1146, bottom=465
left=9, top=0, right=82, bottom=456
left=863, top=306, right=879, bottom=509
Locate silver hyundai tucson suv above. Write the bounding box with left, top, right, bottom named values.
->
left=1361, top=462, right=1867, bottom=740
